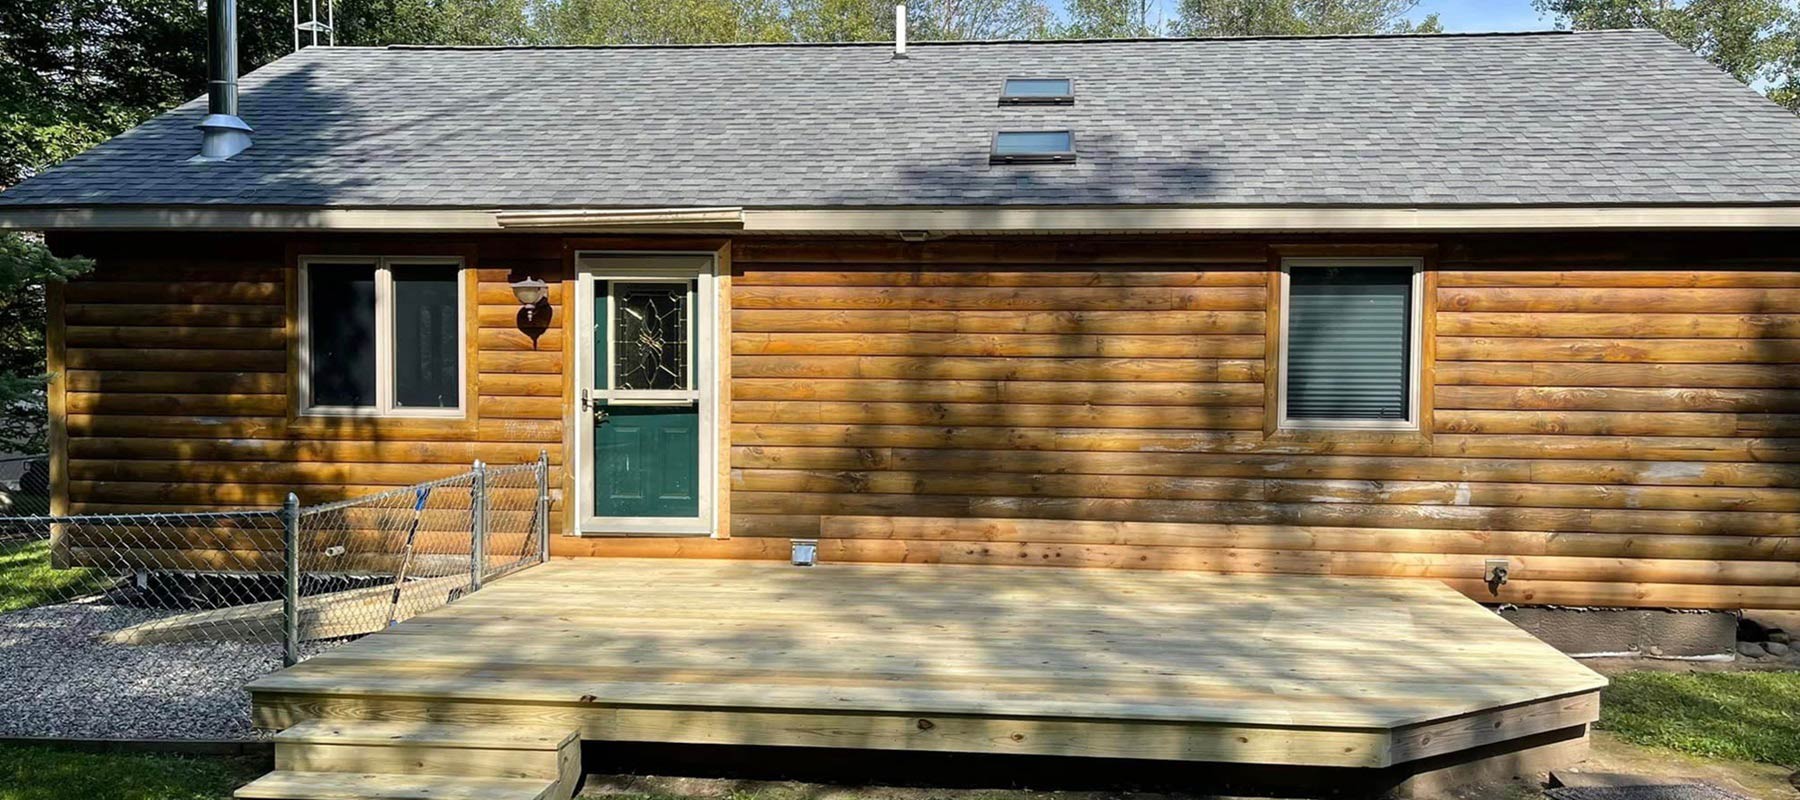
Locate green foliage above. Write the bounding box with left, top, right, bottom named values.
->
left=1600, top=670, right=1800, bottom=767
left=335, top=0, right=541, bottom=46
left=529, top=0, right=789, bottom=45
left=1171, top=0, right=1442, bottom=37
left=0, top=235, right=89, bottom=452
left=0, top=743, right=265, bottom=800
left=1536, top=0, right=1800, bottom=112
left=1060, top=0, right=1166, bottom=38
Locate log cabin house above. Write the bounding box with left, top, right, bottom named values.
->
left=3, top=21, right=1800, bottom=798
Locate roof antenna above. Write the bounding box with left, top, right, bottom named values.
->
left=195, top=0, right=252, bottom=161
left=294, top=0, right=335, bottom=52
left=894, top=3, right=908, bottom=59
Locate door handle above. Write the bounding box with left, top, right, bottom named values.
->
left=580, top=389, right=609, bottom=423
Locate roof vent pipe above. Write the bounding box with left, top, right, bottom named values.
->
left=894, top=4, right=907, bottom=59
left=196, top=0, right=252, bottom=160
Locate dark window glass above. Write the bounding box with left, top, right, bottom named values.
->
left=993, top=130, right=1073, bottom=155
left=1001, top=78, right=1072, bottom=99
left=1285, top=266, right=1413, bottom=422
left=308, top=264, right=378, bottom=407
left=613, top=282, right=690, bottom=391
left=392, top=266, right=460, bottom=409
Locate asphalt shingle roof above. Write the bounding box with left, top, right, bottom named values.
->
left=5, top=29, right=1800, bottom=209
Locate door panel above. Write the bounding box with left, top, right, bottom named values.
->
left=589, top=275, right=703, bottom=521
left=594, top=405, right=700, bottom=518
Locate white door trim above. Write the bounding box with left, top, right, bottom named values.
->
left=571, top=251, right=720, bottom=537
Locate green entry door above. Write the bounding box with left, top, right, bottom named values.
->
left=590, top=279, right=701, bottom=519
left=595, top=406, right=698, bottom=517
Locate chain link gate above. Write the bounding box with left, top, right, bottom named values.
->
left=0, top=452, right=549, bottom=738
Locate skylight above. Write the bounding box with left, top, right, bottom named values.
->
left=991, top=131, right=1076, bottom=164
left=1000, top=78, right=1074, bottom=105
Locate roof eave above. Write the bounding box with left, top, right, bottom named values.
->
left=8, top=204, right=1800, bottom=234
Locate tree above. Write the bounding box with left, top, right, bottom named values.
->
left=1535, top=0, right=1800, bottom=112
left=0, top=235, right=88, bottom=452
left=334, top=0, right=541, bottom=46
left=1172, top=0, right=1442, bottom=37
left=527, top=0, right=787, bottom=45
left=1, top=0, right=295, bottom=184
left=784, top=0, right=893, bottom=41
left=905, top=0, right=1055, bottom=40
left=1060, top=0, right=1165, bottom=38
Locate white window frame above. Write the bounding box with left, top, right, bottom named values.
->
left=297, top=256, right=467, bottom=418
left=1276, top=257, right=1424, bottom=432
left=573, top=252, right=719, bottom=537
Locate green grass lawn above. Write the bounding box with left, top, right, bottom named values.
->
left=0, top=744, right=266, bottom=800
left=0, top=539, right=112, bottom=613
left=1598, top=670, right=1800, bottom=768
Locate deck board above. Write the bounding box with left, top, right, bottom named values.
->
left=250, top=558, right=1604, bottom=767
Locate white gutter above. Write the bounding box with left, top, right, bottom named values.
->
left=7, top=204, right=1800, bottom=233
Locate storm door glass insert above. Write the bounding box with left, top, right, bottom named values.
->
left=613, top=283, right=691, bottom=392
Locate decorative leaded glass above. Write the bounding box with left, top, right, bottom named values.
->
left=613, top=282, right=690, bottom=390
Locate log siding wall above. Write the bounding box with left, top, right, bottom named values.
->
left=45, top=232, right=1800, bottom=609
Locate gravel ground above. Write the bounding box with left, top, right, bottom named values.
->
left=0, top=598, right=338, bottom=740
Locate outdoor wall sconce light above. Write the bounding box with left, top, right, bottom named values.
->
left=510, top=277, right=549, bottom=322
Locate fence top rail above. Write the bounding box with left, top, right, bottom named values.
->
left=0, top=510, right=282, bottom=524
left=485, top=463, right=541, bottom=478
left=295, top=461, right=538, bottom=517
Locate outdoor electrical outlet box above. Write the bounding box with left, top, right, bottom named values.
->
left=791, top=539, right=818, bottom=567
left=1485, top=558, right=1511, bottom=584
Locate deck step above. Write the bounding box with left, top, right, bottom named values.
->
left=233, top=770, right=556, bottom=800
left=249, top=721, right=582, bottom=800
left=275, top=720, right=576, bottom=752
left=274, top=720, right=578, bottom=787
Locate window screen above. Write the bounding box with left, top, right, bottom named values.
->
left=391, top=266, right=460, bottom=408
left=1284, top=265, right=1414, bottom=423
left=308, top=264, right=378, bottom=407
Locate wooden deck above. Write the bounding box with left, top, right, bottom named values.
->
left=248, top=558, right=1605, bottom=772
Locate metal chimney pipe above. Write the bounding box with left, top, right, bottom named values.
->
left=207, top=0, right=238, bottom=116
left=196, top=0, right=253, bottom=160
left=894, top=4, right=908, bottom=59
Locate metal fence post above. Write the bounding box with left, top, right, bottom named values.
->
left=471, top=460, right=488, bottom=592
left=281, top=492, right=300, bottom=668
left=536, top=449, right=550, bottom=563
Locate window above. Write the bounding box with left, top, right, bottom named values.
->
left=991, top=130, right=1076, bottom=163
left=300, top=257, right=465, bottom=416
left=1000, top=78, right=1073, bottom=105
left=1278, top=258, right=1423, bottom=430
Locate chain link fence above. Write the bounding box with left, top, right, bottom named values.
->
left=285, top=458, right=549, bottom=656
left=0, top=454, right=50, bottom=516
left=0, top=454, right=549, bottom=739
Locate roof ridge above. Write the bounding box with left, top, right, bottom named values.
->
left=381, top=29, right=1610, bottom=53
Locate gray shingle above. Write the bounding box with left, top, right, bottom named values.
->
left=4, top=29, right=1800, bottom=209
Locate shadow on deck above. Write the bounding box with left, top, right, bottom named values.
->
left=244, top=558, right=1606, bottom=795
